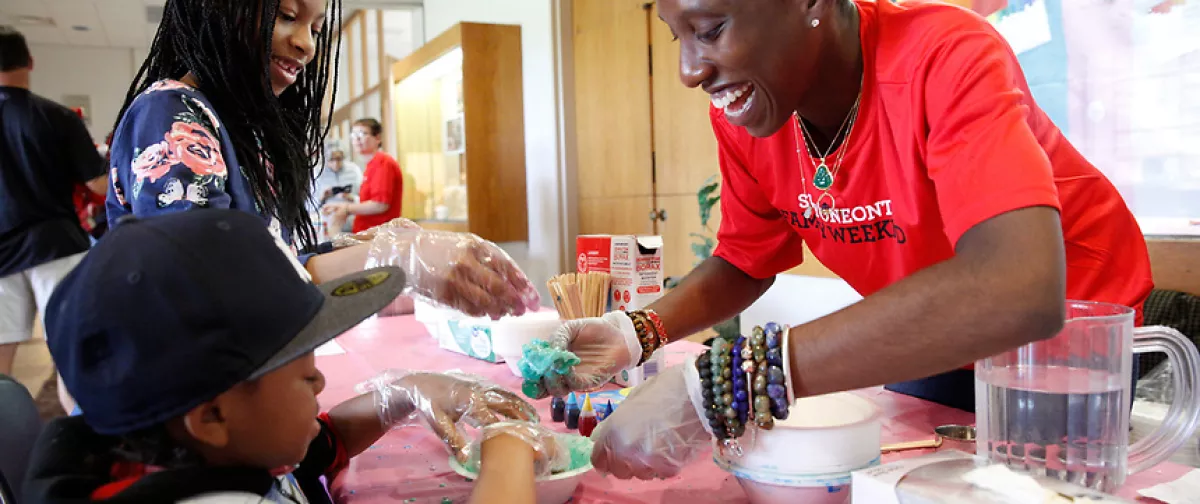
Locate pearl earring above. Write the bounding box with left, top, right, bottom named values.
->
left=811, top=18, right=820, bottom=28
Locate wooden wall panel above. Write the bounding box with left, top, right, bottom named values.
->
left=462, top=23, right=528, bottom=242
left=1147, top=238, right=1200, bottom=295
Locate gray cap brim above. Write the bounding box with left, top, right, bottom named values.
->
left=249, top=266, right=407, bottom=380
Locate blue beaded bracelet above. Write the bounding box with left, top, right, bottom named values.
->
left=763, top=322, right=790, bottom=420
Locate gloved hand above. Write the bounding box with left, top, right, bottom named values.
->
left=361, top=223, right=540, bottom=319
left=330, top=217, right=422, bottom=249
left=590, top=363, right=713, bottom=479
left=358, top=370, right=540, bottom=463
left=532, top=311, right=641, bottom=398
left=469, top=421, right=569, bottom=477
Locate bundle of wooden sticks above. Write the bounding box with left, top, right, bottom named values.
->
left=546, top=272, right=611, bottom=320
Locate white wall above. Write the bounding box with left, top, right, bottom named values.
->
left=740, top=276, right=862, bottom=333
left=422, top=0, right=562, bottom=303
left=27, top=44, right=139, bottom=143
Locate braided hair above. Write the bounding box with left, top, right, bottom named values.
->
left=113, top=0, right=341, bottom=250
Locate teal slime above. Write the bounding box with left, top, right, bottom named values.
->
left=463, top=434, right=594, bottom=476
left=518, top=339, right=580, bottom=398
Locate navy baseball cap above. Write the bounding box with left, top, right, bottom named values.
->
left=46, top=209, right=405, bottom=435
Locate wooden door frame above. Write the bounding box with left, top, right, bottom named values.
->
left=553, top=0, right=580, bottom=275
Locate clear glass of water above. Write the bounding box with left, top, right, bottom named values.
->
left=975, top=300, right=1200, bottom=493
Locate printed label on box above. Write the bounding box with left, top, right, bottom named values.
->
left=576, top=235, right=664, bottom=312
left=577, top=234, right=665, bottom=386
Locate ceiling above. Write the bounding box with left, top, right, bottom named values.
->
left=0, top=0, right=421, bottom=50
left=0, top=0, right=166, bottom=49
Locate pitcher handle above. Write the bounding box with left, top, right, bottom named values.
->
left=1128, top=325, right=1200, bottom=474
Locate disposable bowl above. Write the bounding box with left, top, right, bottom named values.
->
left=715, top=392, right=883, bottom=504
left=448, top=433, right=592, bottom=504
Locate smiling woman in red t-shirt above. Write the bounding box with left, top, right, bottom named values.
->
left=535, top=0, right=1154, bottom=479
left=323, top=118, right=404, bottom=233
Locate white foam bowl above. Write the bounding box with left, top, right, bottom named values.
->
left=448, top=454, right=590, bottom=504
left=489, top=311, right=563, bottom=377
left=715, top=392, right=882, bottom=504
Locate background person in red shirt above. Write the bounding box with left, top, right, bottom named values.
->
left=534, top=0, right=1154, bottom=479
left=323, top=118, right=403, bottom=233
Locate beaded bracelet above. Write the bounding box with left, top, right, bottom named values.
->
left=764, top=323, right=789, bottom=420
left=731, top=335, right=749, bottom=426
left=717, top=338, right=745, bottom=440
left=748, top=327, right=773, bottom=430
left=712, top=338, right=731, bottom=440
left=696, top=350, right=722, bottom=437
left=626, top=310, right=662, bottom=365
left=644, top=309, right=669, bottom=348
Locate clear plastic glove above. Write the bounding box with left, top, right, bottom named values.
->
left=330, top=217, right=422, bottom=249
left=590, top=364, right=713, bottom=480
left=533, top=311, right=641, bottom=398
left=467, top=421, right=570, bottom=477
left=357, top=370, right=540, bottom=463
left=362, top=224, right=540, bottom=319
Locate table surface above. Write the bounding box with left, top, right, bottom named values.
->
left=315, top=315, right=1191, bottom=503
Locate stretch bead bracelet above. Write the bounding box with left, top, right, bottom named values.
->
left=696, top=350, right=723, bottom=437
left=644, top=309, right=669, bottom=349
left=731, top=335, right=749, bottom=425
left=716, top=337, right=744, bottom=440
left=699, top=327, right=790, bottom=446
left=748, top=327, right=773, bottom=430
left=710, top=338, right=732, bottom=440
left=763, top=323, right=789, bottom=420
left=626, top=310, right=662, bottom=365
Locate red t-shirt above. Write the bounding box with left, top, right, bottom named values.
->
left=712, top=0, right=1153, bottom=315
left=353, top=151, right=404, bottom=233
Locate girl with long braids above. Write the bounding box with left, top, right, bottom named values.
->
left=106, top=0, right=539, bottom=320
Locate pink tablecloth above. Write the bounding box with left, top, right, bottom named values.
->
left=316, top=316, right=1189, bottom=503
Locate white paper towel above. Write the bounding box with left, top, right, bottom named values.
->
left=1137, top=469, right=1200, bottom=504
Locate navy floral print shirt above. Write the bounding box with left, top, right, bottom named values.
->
left=107, top=80, right=310, bottom=274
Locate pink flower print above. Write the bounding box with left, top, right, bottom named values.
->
left=165, top=121, right=227, bottom=177
left=110, top=167, right=127, bottom=206
left=144, top=80, right=192, bottom=95
left=130, top=141, right=173, bottom=184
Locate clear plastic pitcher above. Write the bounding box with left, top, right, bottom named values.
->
left=974, top=300, right=1200, bottom=492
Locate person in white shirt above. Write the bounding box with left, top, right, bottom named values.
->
left=310, top=147, right=363, bottom=233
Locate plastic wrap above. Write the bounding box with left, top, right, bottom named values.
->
left=1135, top=360, right=1174, bottom=404
left=589, top=364, right=713, bottom=480
left=329, top=217, right=423, bottom=249
left=333, top=217, right=540, bottom=319
left=526, top=311, right=641, bottom=399
left=466, top=421, right=571, bottom=477
left=356, top=369, right=540, bottom=463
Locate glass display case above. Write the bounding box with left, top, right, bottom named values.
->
left=390, top=23, right=528, bottom=242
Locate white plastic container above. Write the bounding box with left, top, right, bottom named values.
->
left=715, top=392, right=883, bottom=504
left=490, top=311, right=564, bottom=377
left=414, top=300, right=502, bottom=362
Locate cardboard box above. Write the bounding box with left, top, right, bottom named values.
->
left=576, top=235, right=664, bottom=312
left=576, top=235, right=665, bottom=385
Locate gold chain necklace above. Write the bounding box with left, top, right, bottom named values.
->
left=794, top=89, right=863, bottom=218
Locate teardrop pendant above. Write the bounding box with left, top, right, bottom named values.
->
left=813, top=162, right=834, bottom=190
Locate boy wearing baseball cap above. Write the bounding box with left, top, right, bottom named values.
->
left=24, top=209, right=562, bottom=504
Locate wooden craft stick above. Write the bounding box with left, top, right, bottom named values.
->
left=554, top=282, right=572, bottom=319
left=546, top=279, right=567, bottom=318
left=880, top=439, right=942, bottom=453
left=565, top=283, right=584, bottom=320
